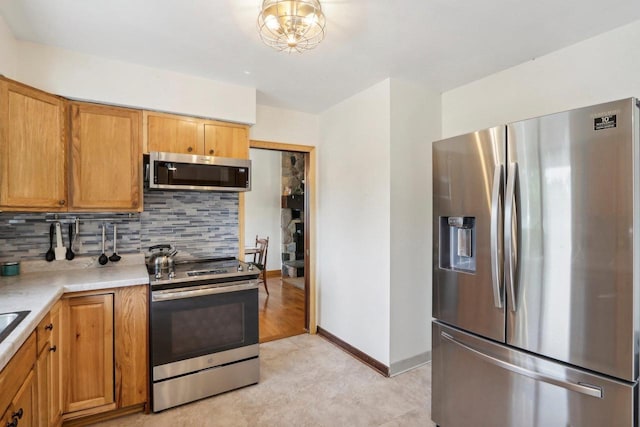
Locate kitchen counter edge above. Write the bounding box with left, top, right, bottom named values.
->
left=0, top=264, right=149, bottom=372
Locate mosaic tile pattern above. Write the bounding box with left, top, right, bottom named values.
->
left=0, top=190, right=239, bottom=262
left=140, top=190, right=239, bottom=259
left=0, top=212, right=141, bottom=261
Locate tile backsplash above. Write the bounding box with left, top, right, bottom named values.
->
left=141, top=190, right=239, bottom=259
left=0, top=190, right=239, bottom=262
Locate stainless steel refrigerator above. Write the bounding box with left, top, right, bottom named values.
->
left=432, top=98, right=639, bottom=427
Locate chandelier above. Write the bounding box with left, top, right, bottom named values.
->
left=257, top=0, right=326, bottom=53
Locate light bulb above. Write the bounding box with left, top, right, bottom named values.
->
left=304, top=13, right=317, bottom=26
left=264, top=14, right=280, bottom=31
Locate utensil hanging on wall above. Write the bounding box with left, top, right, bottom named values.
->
left=54, top=222, right=66, bottom=261
left=109, top=224, right=121, bottom=262
left=66, top=223, right=75, bottom=260
left=98, top=224, right=108, bottom=265
left=45, top=223, right=55, bottom=262
left=71, top=218, right=80, bottom=253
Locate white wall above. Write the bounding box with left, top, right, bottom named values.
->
left=251, top=104, right=320, bottom=146
left=319, top=79, right=392, bottom=365
left=0, top=15, right=17, bottom=78
left=244, top=149, right=282, bottom=272
left=442, top=20, right=640, bottom=137
left=14, top=41, right=255, bottom=124
left=389, top=80, right=440, bottom=374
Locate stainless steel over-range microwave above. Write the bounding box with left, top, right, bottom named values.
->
left=144, top=151, right=251, bottom=192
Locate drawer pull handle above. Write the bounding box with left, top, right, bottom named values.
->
left=12, top=408, right=23, bottom=419
left=44, top=323, right=53, bottom=331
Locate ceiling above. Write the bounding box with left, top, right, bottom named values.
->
left=1, top=0, right=639, bottom=114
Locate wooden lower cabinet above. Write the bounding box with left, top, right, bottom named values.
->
left=36, top=303, right=61, bottom=427
left=61, top=285, right=148, bottom=423
left=0, top=284, right=147, bottom=427
left=62, top=293, right=115, bottom=415
left=3, top=369, right=37, bottom=427
left=0, top=333, right=37, bottom=427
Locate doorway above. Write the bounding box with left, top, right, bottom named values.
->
left=240, top=139, right=316, bottom=342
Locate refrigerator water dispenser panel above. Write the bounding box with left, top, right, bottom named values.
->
left=439, top=216, right=476, bottom=273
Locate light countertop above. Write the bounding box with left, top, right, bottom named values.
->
left=0, top=255, right=149, bottom=372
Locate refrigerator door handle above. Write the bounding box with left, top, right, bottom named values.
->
left=490, top=164, right=504, bottom=308
left=504, top=162, right=519, bottom=312
left=441, top=331, right=604, bottom=399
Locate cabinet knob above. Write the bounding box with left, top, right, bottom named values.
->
left=209, top=149, right=214, bottom=155
left=187, top=146, right=193, bottom=152
left=6, top=419, right=17, bottom=427
left=59, top=200, right=66, bottom=206
left=12, top=408, right=23, bottom=420
left=44, top=323, right=53, bottom=331
left=49, top=345, right=57, bottom=352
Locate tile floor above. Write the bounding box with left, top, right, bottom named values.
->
left=94, top=334, right=435, bottom=427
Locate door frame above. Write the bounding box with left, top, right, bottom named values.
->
left=240, top=139, right=317, bottom=333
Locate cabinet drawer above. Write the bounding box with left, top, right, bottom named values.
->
left=36, top=312, right=52, bottom=354
left=0, top=332, right=36, bottom=416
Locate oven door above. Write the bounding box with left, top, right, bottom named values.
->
left=151, top=281, right=259, bottom=377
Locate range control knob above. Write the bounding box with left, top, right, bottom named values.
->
left=248, top=264, right=254, bottom=271
left=237, top=264, right=244, bottom=271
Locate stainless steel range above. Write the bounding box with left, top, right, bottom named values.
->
left=148, top=256, right=261, bottom=412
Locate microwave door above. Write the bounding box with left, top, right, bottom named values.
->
left=148, top=153, right=251, bottom=192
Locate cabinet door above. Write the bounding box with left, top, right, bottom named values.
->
left=203, top=124, right=248, bottom=158
left=114, top=286, right=148, bottom=408
left=146, top=113, right=202, bottom=154
left=0, top=79, right=67, bottom=210
left=36, top=303, right=61, bottom=427
left=62, top=294, right=114, bottom=414
left=49, top=304, right=61, bottom=427
left=36, top=349, right=49, bottom=427
left=69, top=103, right=141, bottom=211
left=10, top=369, right=36, bottom=427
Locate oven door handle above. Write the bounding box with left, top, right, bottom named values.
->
left=152, top=281, right=259, bottom=301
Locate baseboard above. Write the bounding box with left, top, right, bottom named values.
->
left=266, top=270, right=281, bottom=278
left=62, top=403, right=145, bottom=427
left=317, top=326, right=389, bottom=377
left=389, top=351, right=432, bottom=376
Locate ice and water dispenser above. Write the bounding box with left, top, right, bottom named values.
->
left=439, top=216, right=476, bottom=273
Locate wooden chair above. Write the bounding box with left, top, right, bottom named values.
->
left=249, top=235, right=269, bottom=295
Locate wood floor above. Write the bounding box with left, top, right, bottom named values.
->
left=258, top=276, right=306, bottom=343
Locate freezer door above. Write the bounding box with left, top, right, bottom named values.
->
left=433, top=127, right=506, bottom=341
left=432, top=321, right=637, bottom=427
left=506, top=98, right=640, bottom=382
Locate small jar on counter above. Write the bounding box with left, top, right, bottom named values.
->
left=0, top=261, right=20, bottom=276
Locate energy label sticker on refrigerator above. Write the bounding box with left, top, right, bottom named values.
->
left=594, top=114, right=616, bottom=130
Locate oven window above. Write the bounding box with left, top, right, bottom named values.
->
left=171, top=303, right=243, bottom=355
left=151, top=288, right=258, bottom=367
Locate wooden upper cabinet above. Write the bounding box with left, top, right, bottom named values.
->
left=69, top=102, right=142, bottom=211
left=204, top=124, right=249, bottom=158
left=0, top=78, right=67, bottom=211
left=144, top=111, right=249, bottom=159
left=145, top=112, right=202, bottom=154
